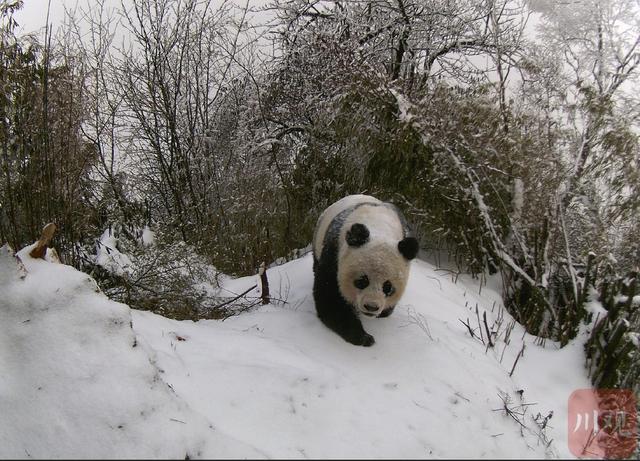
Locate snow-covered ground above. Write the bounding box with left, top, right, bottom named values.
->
left=1, top=242, right=593, bottom=458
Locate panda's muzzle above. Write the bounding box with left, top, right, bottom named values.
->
left=364, top=303, right=379, bottom=312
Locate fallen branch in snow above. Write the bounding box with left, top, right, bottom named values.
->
left=459, top=318, right=478, bottom=340
left=533, top=411, right=553, bottom=432
left=493, top=392, right=528, bottom=431
left=214, top=284, right=258, bottom=311
left=493, top=392, right=556, bottom=455
left=433, top=267, right=461, bottom=285
left=216, top=292, right=294, bottom=321
left=404, top=308, right=433, bottom=340
left=220, top=300, right=263, bottom=321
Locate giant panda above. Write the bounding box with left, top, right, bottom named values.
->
left=312, top=194, right=419, bottom=346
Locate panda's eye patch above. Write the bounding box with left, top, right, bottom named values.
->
left=383, top=281, right=395, bottom=296
left=354, top=275, right=369, bottom=290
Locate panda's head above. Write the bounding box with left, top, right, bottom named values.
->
left=338, top=223, right=419, bottom=318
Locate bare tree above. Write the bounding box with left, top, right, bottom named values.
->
left=111, top=0, right=243, bottom=243
left=269, top=0, right=529, bottom=93
left=66, top=0, right=136, bottom=230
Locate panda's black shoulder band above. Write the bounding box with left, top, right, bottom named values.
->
left=346, top=223, right=370, bottom=247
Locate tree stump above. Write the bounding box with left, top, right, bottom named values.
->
left=29, top=223, right=57, bottom=259
left=259, top=262, right=270, bottom=305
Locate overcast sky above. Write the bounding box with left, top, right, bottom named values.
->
left=13, top=0, right=272, bottom=37
left=14, top=0, right=77, bottom=35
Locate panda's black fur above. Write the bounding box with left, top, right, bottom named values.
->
left=312, top=195, right=418, bottom=347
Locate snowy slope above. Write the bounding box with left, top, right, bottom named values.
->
left=133, top=254, right=593, bottom=459
left=1, top=243, right=593, bottom=458
left=0, top=244, right=264, bottom=459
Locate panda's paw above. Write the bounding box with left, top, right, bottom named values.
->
left=360, top=333, right=375, bottom=347
left=345, top=330, right=375, bottom=346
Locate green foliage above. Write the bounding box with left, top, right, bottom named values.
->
left=0, top=4, right=97, bottom=262
left=84, top=223, right=227, bottom=321
left=586, top=272, right=640, bottom=394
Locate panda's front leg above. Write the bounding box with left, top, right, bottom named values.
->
left=313, top=273, right=374, bottom=347
left=318, top=298, right=375, bottom=347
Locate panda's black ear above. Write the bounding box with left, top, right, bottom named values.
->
left=398, top=237, right=419, bottom=260
left=346, top=223, right=370, bottom=247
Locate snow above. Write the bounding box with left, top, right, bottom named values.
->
left=0, top=244, right=264, bottom=459
left=389, top=88, right=415, bottom=123
left=95, top=228, right=134, bottom=276
left=140, top=225, right=155, bottom=247
left=1, top=242, right=595, bottom=459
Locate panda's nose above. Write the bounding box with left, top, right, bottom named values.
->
left=364, top=303, right=379, bottom=312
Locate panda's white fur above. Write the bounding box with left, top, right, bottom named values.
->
left=313, top=195, right=385, bottom=256
left=312, top=194, right=418, bottom=346
left=313, top=195, right=404, bottom=257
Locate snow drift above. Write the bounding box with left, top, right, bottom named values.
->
left=1, top=243, right=593, bottom=458
left=0, top=244, right=264, bottom=459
